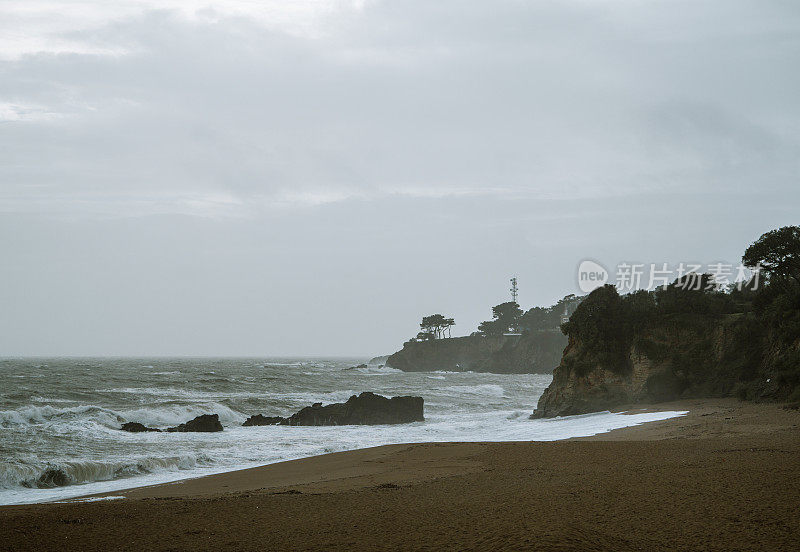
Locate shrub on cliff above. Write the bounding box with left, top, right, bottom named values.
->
left=519, top=294, right=583, bottom=333
left=654, top=274, right=737, bottom=316
left=478, top=302, right=523, bottom=335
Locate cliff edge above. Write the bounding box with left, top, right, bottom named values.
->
left=533, top=282, right=800, bottom=418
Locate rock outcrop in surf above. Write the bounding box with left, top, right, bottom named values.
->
left=242, top=392, right=424, bottom=426
left=242, top=414, right=285, bottom=426
left=120, top=414, right=223, bottom=433
left=166, top=414, right=223, bottom=432
left=120, top=422, right=161, bottom=432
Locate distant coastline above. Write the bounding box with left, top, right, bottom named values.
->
left=385, top=332, right=566, bottom=374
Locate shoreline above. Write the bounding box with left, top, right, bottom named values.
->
left=2, top=398, right=798, bottom=551
left=70, top=397, right=788, bottom=502
left=1, top=406, right=687, bottom=506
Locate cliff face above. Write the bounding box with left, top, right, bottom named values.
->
left=533, top=315, right=800, bottom=418
left=533, top=334, right=664, bottom=417
left=386, top=331, right=566, bottom=374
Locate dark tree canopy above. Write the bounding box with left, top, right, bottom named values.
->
left=477, top=319, right=504, bottom=336
left=478, top=301, right=523, bottom=335
left=492, top=302, right=523, bottom=324
left=519, top=294, right=582, bottom=332
left=743, top=225, right=800, bottom=283
left=419, top=314, right=455, bottom=340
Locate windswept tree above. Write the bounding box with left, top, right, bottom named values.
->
left=442, top=317, right=455, bottom=337
left=478, top=301, right=523, bottom=335
left=419, top=314, right=456, bottom=339
left=743, top=225, right=800, bottom=285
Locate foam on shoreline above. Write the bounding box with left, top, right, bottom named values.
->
left=1, top=409, right=686, bottom=505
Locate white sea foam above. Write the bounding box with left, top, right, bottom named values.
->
left=354, top=365, right=403, bottom=375
left=55, top=496, right=126, bottom=503
left=120, top=403, right=247, bottom=426
left=0, top=451, right=218, bottom=495
left=441, top=384, right=506, bottom=397
left=0, top=408, right=687, bottom=505
left=0, top=405, right=124, bottom=428
left=0, top=402, right=247, bottom=429
left=432, top=370, right=476, bottom=375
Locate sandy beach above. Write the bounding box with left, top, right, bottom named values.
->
left=1, top=398, right=798, bottom=551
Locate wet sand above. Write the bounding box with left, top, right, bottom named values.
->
left=1, top=399, right=798, bottom=551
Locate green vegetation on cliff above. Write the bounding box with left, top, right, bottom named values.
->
left=535, top=226, right=800, bottom=417
left=391, top=295, right=583, bottom=373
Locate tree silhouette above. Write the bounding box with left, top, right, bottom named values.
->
left=743, top=225, right=800, bottom=285
left=419, top=314, right=456, bottom=339
left=478, top=301, right=523, bottom=335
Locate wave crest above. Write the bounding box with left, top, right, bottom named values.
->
left=0, top=402, right=246, bottom=429
left=1, top=455, right=210, bottom=490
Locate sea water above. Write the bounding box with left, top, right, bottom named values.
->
left=0, top=357, right=685, bottom=505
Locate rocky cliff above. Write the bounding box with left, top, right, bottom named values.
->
left=386, top=331, right=566, bottom=374
left=533, top=283, right=800, bottom=418
left=533, top=330, right=692, bottom=418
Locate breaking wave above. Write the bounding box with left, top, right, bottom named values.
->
left=0, top=405, right=125, bottom=428
left=0, top=454, right=212, bottom=490
left=0, top=402, right=247, bottom=429
left=441, top=384, right=506, bottom=397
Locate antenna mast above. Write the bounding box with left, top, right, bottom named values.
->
left=510, top=277, right=518, bottom=303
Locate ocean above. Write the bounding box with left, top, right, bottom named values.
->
left=0, top=357, right=684, bottom=505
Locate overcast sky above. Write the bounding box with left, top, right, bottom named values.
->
left=1, top=0, right=798, bottom=356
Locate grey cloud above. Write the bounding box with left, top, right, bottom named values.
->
left=1, top=1, right=797, bottom=215
left=0, top=1, right=798, bottom=355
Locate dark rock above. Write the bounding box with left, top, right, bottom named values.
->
left=283, top=392, right=423, bottom=426
left=531, top=333, right=662, bottom=418
left=166, top=414, right=223, bottom=432
left=120, top=422, right=161, bottom=432
left=242, top=414, right=285, bottom=426
left=242, top=393, right=424, bottom=427
left=36, top=468, right=71, bottom=488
